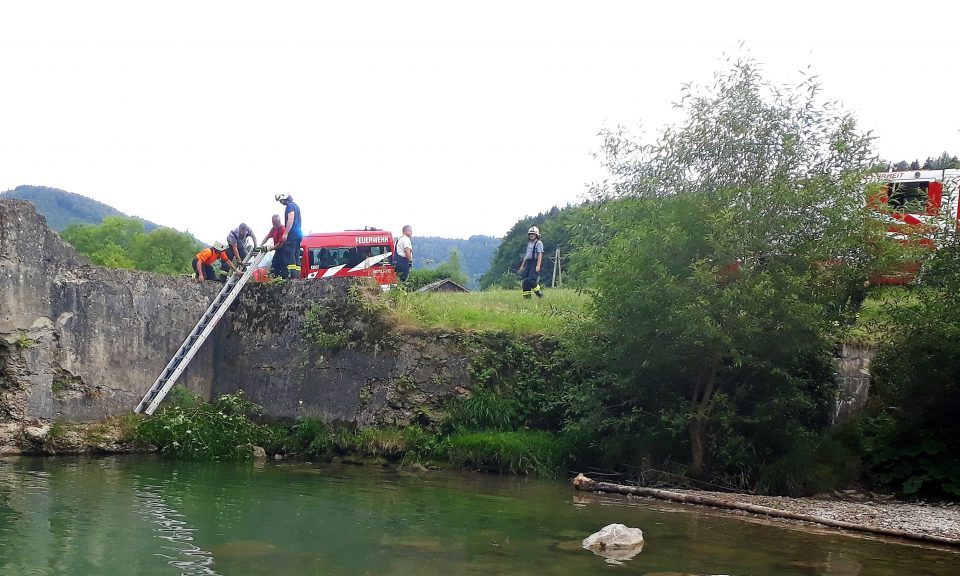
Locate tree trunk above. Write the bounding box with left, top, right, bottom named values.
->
left=688, top=418, right=706, bottom=479
left=688, top=359, right=719, bottom=480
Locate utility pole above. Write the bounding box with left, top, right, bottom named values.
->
left=551, top=247, right=562, bottom=288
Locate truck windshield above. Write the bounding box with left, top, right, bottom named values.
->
left=308, top=245, right=393, bottom=269
left=885, top=181, right=929, bottom=213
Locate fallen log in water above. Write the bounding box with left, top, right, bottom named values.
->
left=572, top=474, right=960, bottom=548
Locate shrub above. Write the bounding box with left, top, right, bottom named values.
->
left=442, top=430, right=567, bottom=476
left=445, top=389, right=520, bottom=432
left=284, top=418, right=335, bottom=456
left=864, top=259, right=960, bottom=498
left=135, top=387, right=272, bottom=460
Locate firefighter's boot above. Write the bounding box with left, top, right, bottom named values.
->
left=534, top=285, right=543, bottom=298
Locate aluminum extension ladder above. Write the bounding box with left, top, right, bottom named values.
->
left=134, top=249, right=267, bottom=415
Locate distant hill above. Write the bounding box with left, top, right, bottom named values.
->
left=414, top=235, right=502, bottom=289
left=0, top=185, right=159, bottom=231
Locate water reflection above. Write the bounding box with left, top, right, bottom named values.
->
left=133, top=485, right=218, bottom=575
left=0, top=457, right=956, bottom=575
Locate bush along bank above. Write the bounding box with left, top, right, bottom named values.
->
left=132, top=385, right=574, bottom=476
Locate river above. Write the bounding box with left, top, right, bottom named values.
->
left=0, top=456, right=956, bottom=575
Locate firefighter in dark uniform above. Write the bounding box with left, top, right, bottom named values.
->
left=274, top=193, right=303, bottom=279
left=518, top=226, right=544, bottom=298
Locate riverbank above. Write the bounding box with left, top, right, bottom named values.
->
left=573, top=475, right=960, bottom=547
left=674, top=488, right=960, bottom=542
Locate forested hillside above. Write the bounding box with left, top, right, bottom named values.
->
left=414, top=235, right=501, bottom=288
left=0, top=185, right=159, bottom=231
left=480, top=204, right=587, bottom=289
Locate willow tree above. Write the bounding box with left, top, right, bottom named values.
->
left=578, top=59, right=889, bottom=484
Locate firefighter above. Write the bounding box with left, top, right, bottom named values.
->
left=518, top=226, right=544, bottom=298
left=274, top=193, right=303, bottom=279
left=194, top=240, right=239, bottom=282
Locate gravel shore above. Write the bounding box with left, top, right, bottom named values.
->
left=669, top=488, right=960, bottom=543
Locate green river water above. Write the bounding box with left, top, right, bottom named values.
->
left=0, top=456, right=956, bottom=575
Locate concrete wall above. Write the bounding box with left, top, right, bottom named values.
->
left=1, top=200, right=215, bottom=422
left=833, top=344, right=876, bottom=426
left=212, top=279, right=470, bottom=425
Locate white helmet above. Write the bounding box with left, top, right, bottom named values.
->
left=527, top=226, right=540, bottom=236
left=212, top=240, right=227, bottom=251
left=275, top=193, right=289, bottom=202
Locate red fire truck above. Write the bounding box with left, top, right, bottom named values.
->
left=252, top=228, right=399, bottom=288
left=868, top=169, right=960, bottom=284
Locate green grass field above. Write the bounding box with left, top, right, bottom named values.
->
left=389, top=283, right=914, bottom=341
left=390, top=287, right=589, bottom=335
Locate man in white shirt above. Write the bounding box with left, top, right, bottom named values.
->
left=395, top=225, right=414, bottom=282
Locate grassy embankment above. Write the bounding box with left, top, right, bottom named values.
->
left=388, top=287, right=588, bottom=335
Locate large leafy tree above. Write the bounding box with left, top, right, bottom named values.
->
left=62, top=216, right=201, bottom=274
left=578, top=59, right=887, bottom=482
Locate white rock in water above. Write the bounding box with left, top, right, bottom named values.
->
left=582, top=523, right=644, bottom=550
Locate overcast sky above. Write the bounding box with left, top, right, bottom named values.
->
left=2, top=1, right=958, bottom=242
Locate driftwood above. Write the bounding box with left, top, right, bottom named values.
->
left=572, top=474, right=960, bottom=548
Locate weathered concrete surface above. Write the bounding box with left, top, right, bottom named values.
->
left=214, top=279, right=471, bottom=425
left=832, top=344, right=875, bottom=426
left=0, top=199, right=216, bottom=425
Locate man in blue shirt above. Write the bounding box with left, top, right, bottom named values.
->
left=274, top=193, right=303, bottom=279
